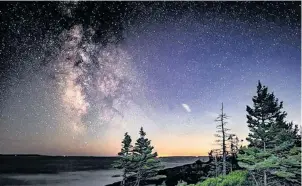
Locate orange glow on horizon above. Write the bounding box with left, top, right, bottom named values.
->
left=158, top=153, right=208, bottom=157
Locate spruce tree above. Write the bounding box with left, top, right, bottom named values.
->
left=238, top=81, right=301, bottom=186
left=132, top=127, right=163, bottom=186
left=208, top=149, right=222, bottom=178
left=113, top=132, right=134, bottom=186
left=228, top=134, right=241, bottom=172
left=271, top=122, right=301, bottom=185
left=245, top=81, right=286, bottom=186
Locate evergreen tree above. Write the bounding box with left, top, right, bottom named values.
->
left=270, top=123, right=301, bottom=185
left=113, top=132, right=134, bottom=186
left=227, top=134, right=241, bottom=172
left=208, top=149, right=222, bottom=178
left=214, top=103, right=230, bottom=176
left=132, top=127, right=164, bottom=186
left=272, top=146, right=301, bottom=185
left=245, top=81, right=289, bottom=149
left=238, top=81, right=301, bottom=186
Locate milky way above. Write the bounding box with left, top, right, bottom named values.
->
left=0, top=2, right=300, bottom=156
left=52, top=24, right=141, bottom=136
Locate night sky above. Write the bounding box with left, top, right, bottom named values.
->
left=0, top=2, right=300, bottom=156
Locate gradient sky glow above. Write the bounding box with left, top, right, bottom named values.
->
left=0, top=2, right=300, bottom=156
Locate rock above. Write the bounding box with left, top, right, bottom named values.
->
left=112, top=174, right=121, bottom=177
left=157, top=159, right=213, bottom=186
left=106, top=175, right=167, bottom=186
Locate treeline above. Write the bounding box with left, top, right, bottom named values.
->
left=113, top=81, right=301, bottom=186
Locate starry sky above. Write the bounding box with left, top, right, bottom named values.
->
left=0, top=2, right=300, bottom=156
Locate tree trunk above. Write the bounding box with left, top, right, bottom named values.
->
left=221, top=103, right=226, bottom=176
left=121, top=170, right=126, bottom=186
left=222, top=153, right=226, bottom=176
left=263, top=141, right=267, bottom=186
left=261, top=108, right=267, bottom=186
left=214, top=156, right=218, bottom=177
left=251, top=172, right=259, bottom=186
left=135, top=170, right=141, bottom=186
left=264, top=171, right=267, bottom=186
left=135, top=175, right=141, bottom=186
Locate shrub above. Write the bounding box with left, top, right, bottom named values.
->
left=200, top=170, right=248, bottom=186
left=177, top=170, right=249, bottom=186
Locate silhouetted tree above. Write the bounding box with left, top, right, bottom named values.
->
left=228, top=134, right=241, bottom=172
left=132, top=127, right=164, bottom=186
left=214, top=103, right=230, bottom=176
left=238, top=81, right=301, bottom=186
left=208, top=149, right=221, bottom=178
left=113, top=132, right=134, bottom=186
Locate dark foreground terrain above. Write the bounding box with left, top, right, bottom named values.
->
left=107, top=159, right=214, bottom=186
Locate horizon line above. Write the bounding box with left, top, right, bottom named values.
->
left=0, top=153, right=209, bottom=158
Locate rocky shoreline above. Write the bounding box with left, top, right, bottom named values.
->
left=106, top=159, right=214, bottom=186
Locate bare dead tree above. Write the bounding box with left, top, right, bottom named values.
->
left=214, top=102, right=230, bottom=176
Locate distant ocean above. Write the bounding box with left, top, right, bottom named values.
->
left=0, top=155, right=209, bottom=186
